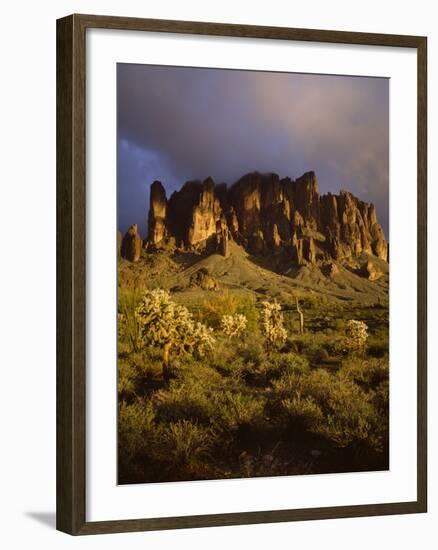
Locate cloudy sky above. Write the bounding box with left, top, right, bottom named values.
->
left=117, top=63, right=389, bottom=237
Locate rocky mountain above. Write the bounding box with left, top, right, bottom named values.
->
left=123, top=171, right=388, bottom=267
left=120, top=223, right=142, bottom=262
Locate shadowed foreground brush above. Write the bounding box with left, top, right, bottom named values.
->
left=118, top=287, right=388, bottom=483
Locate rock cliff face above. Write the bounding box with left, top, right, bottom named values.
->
left=319, top=190, right=387, bottom=261
left=148, top=181, right=167, bottom=246
left=142, top=170, right=388, bottom=265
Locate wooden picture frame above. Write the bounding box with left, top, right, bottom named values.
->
left=56, top=13, right=427, bottom=535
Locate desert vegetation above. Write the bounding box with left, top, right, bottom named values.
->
left=118, top=283, right=389, bottom=483
left=117, top=65, right=390, bottom=486
left=117, top=166, right=390, bottom=483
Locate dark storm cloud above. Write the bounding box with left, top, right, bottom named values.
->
left=117, top=64, right=389, bottom=237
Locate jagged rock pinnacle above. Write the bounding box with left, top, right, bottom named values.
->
left=142, top=171, right=387, bottom=264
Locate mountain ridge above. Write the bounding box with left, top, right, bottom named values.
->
left=118, top=172, right=389, bottom=305
left=133, top=170, right=388, bottom=268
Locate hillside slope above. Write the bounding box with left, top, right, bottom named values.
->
left=119, top=241, right=388, bottom=305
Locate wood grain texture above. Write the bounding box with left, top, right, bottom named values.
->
left=77, top=501, right=423, bottom=535
left=74, top=13, right=425, bottom=47
left=56, top=15, right=73, bottom=534
left=56, top=14, right=86, bottom=535
left=56, top=13, right=428, bottom=536
left=416, top=36, right=428, bottom=513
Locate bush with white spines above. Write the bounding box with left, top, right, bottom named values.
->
left=260, top=300, right=288, bottom=352
left=221, top=313, right=248, bottom=338
left=135, top=289, right=215, bottom=375
left=345, top=319, right=368, bottom=354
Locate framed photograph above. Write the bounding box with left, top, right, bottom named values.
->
left=57, top=14, right=427, bottom=535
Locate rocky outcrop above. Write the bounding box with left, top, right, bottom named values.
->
left=320, top=191, right=387, bottom=261
left=148, top=181, right=167, bottom=247
left=248, top=230, right=266, bottom=255
left=216, top=214, right=230, bottom=258
left=187, top=178, right=222, bottom=246
left=289, top=172, right=320, bottom=229
left=323, top=261, right=340, bottom=278
left=144, top=170, right=388, bottom=266
left=121, top=224, right=142, bottom=262
left=165, top=178, right=223, bottom=250
left=189, top=267, right=219, bottom=291
left=361, top=260, right=384, bottom=281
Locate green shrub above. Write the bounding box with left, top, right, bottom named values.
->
left=271, top=371, right=304, bottom=398
left=280, top=395, right=324, bottom=430
left=280, top=337, right=300, bottom=354
left=367, top=328, right=389, bottom=358
left=260, top=352, right=310, bottom=383
left=118, top=352, right=163, bottom=401
left=302, top=294, right=328, bottom=309
left=118, top=360, right=138, bottom=400
left=276, top=352, right=309, bottom=373
left=118, top=400, right=157, bottom=464
left=270, top=368, right=386, bottom=451
left=210, top=391, right=266, bottom=433
left=158, top=420, right=212, bottom=465
left=210, top=334, right=267, bottom=384
left=370, top=379, right=390, bottom=417
left=288, top=333, right=343, bottom=362
left=118, top=287, right=142, bottom=352
left=341, top=357, right=389, bottom=390
left=153, top=382, right=213, bottom=425
left=198, top=290, right=258, bottom=331
left=211, top=351, right=248, bottom=382
left=312, top=375, right=378, bottom=448
left=237, top=336, right=267, bottom=366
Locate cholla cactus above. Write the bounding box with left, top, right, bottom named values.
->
left=345, top=320, right=368, bottom=354
left=260, top=300, right=287, bottom=352
left=135, top=289, right=215, bottom=378
left=221, top=314, right=248, bottom=338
